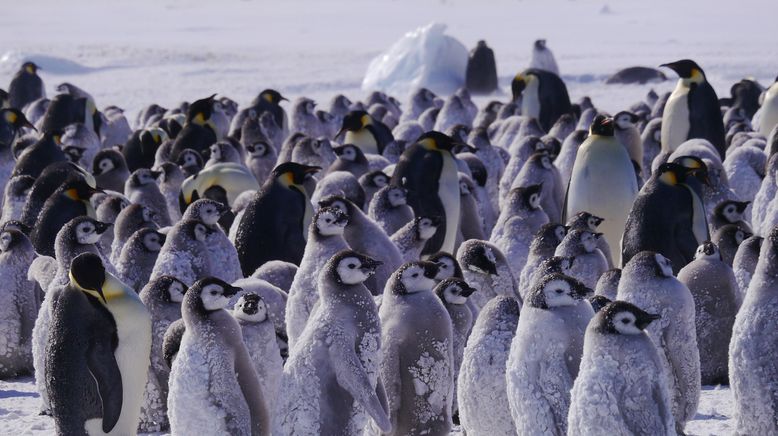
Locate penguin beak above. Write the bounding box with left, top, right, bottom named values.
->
left=149, top=170, right=162, bottom=179
left=360, top=258, right=382, bottom=273
left=573, top=283, right=594, bottom=299
left=245, top=144, right=255, bottom=153
left=636, top=312, right=661, bottom=330
left=334, top=126, right=347, bottom=140
left=21, top=118, right=36, bottom=131
left=737, top=201, right=751, bottom=213
left=94, top=222, right=112, bottom=235
left=423, top=263, right=440, bottom=279
left=453, top=142, right=477, bottom=153
left=334, top=213, right=349, bottom=225
left=594, top=233, right=604, bottom=240
left=224, top=285, right=242, bottom=297
left=460, top=285, right=477, bottom=298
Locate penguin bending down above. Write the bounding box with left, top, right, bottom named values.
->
left=168, top=277, right=270, bottom=436
left=457, top=239, right=521, bottom=309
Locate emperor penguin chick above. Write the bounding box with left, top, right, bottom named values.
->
left=149, top=219, right=213, bottom=286
left=617, top=251, right=700, bottom=434
left=110, top=204, right=158, bottom=264
left=457, top=239, right=521, bottom=310
left=379, top=261, right=454, bottom=436
left=124, top=168, right=171, bottom=227
left=368, top=185, right=414, bottom=236
left=155, top=162, right=185, bottom=222
left=566, top=211, right=614, bottom=268
left=391, top=215, right=441, bottom=262
left=677, top=241, right=738, bottom=385
left=732, top=235, right=762, bottom=302
left=92, top=148, right=130, bottom=193
left=507, top=273, right=593, bottom=436
left=115, top=227, right=165, bottom=291
left=491, top=184, right=548, bottom=242
left=594, top=268, right=621, bottom=300
left=457, top=296, right=521, bottom=436
left=518, top=223, right=569, bottom=292
left=567, top=301, right=674, bottom=435
left=554, top=229, right=608, bottom=289
left=182, top=199, right=242, bottom=283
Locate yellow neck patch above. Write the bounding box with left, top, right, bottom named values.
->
left=360, top=114, right=372, bottom=127
left=659, top=171, right=678, bottom=185
left=419, top=137, right=437, bottom=150
left=64, top=188, right=80, bottom=200
left=192, top=112, right=206, bottom=125
left=279, top=171, right=295, bottom=187
left=263, top=94, right=273, bottom=103
left=25, top=65, right=35, bottom=74
left=4, top=111, right=17, bottom=123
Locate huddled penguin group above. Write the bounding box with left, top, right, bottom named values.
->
left=0, top=39, right=777, bottom=436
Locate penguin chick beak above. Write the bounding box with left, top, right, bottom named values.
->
left=736, top=201, right=751, bottom=213
left=94, top=222, right=112, bottom=235
left=149, top=170, right=163, bottom=179
left=224, top=285, right=242, bottom=297
left=594, top=232, right=604, bottom=240
left=636, top=312, right=661, bottom=330
left=423, top=262, right=440, bottom=279
left=573, top=284, right=594, bottom=299
left=360, top=258, right=383, bottom=274
left=460, top=285, right=477, bottom=298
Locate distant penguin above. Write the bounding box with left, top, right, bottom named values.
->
left=732, top=235, right=762, bottom=302
left=368, top=185, right=414, bottom=236
left=402, top=88, right=437, bottom=123
left=279, top=251, right=392, bottom=435
left=711, top=200, right=751, bottom=233
left=519, top=223, right=569, bottom=291
left=336, top=110, right=393, bottom=155
left=507, top=273, right=593, bottom=436
left=529, top=39, right=559, bottom=76
left=177, top=148, right=203, bottom=177
left=567, top=301, right=673, bottom=435
left=205, top=140, right=242, bottom=168
left=391, top=215, right=441, bottom=262
left=758, top=78, right=778, bottom=137
left=234, top=162, right=319, bottom=275
left=328, top=143, right=369, bottom=179
left=566, top=116, right=638, bottom=265
left=115, top=227, right=165, bottom=291
left=457, top=173, right=486, bottom=241
left=92, top=148, right=130, bottom=192
left=110, top=203, right=158, bottom=264
left=729, top=226, right=778, bottom=435
left=555, top=229, right=608, bottom=289
left=47, top=253, right=152, bottom=436
left=617, top=251, right=700, bottom=434
left=660, top=59, right=726, bottom=158
left=168, top=277, right=269, bottom=436
left=155, top=161, right=185, bottom=222
left=457, top=239, right=521, bottom=308
left=0, top=108, right=35, bottom=195
left=511, top=68, right=570, bottom=131
left=289, top=97, right=321, bottom=137
left=125, top=168, right=171, bottom=226
left=245, top=140, right=277, bottom=184
left=457, top=296, right=520, bottom=436
left=678, top=241, right=738, bottom=385
left=0, top=229, right=38, bottom=377
left=150, top=219, right=212, bottom=285
left=613, top=111, right=643, bottom=174
left=232, top=292, right=283, bottom=429
left=8, top=62, right=45, bottom=110
left=641, top=118, right=662, bottom=179
left=465, top=40, right=498, bottom=94
left=491, top=194, right=550, bottom=278
left=605, top=66, right=667, bottom=85
left=379, top=261, right=454, bottom=436
left=291, top=136, right=336, bottom=170
left=434, top=94, right=474, bottom=133
left=123, top=127, right=168, bottom=172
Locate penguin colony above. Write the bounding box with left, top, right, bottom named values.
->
left=0, top=38, right=777, bottom=436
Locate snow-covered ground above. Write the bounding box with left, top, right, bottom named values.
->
left=1, top=0, right=776, bottom=434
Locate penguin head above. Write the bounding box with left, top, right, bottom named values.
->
left=0, top=229, right=29, bottom=253
left=589, top=295, right=612, bottom=314
left=62, top=179, right=101, bottom=202
left=92, top=149, right=125, bottom=176
left=589, top=115, right=615, bottom=137
left=258, top=89, right=287, bottom=105
left=596, top=301, right=660, bottom=335
left=510, top=184, right=543, bottom=211
left=715, top=200, right=750, bottom=224
left=528, top=273, right=592, bottom=309
left=139, top=205, right=158, bottom=224
left=724, top=226, right=751, bottom=246
left=337, top=110, right=372, bottom=138
left=233, top=292, right=268, bottom=323
left=187, top=220, right=211, bottom=242
left=567, top=211, right=604, bottom=232
left=129, top=168, right=161, bottom=187
left=314, top=206, right=349, bottom=236
left=428, top=251, right=462, bottom=281
left=294, top=97, right=316, bottom=116
left=660, top=59, right=706, bottom=83
left=72, top=217, right=111, bottom=245
left=150, top=275, right=187, bottom=303
left=655, top=163, right=687, bottom=186
left=415, top=216, right=441, bottom=241
left=544, top=224, right=569, bottom=246
left=246, top=141, right=271, bottom=158
left=538, top=255, right=576, bottom=277
left=416, top=131, right=459, bottom=153
left=6, top=175, right=34, bottom=199
left=191, top=277, right=241, bottom=312
left=139, top=228, right=165, bottom=253
left=613, top=111, right=638, bottom=130
left=177, top=149, right=204, bottom=173
left=394, top=261, right=439, bottom=295
left=511, top=73, right=528, bottom=101
left=459, top=178, right=471, bottom=196
left=447, top=124, right=471, bottom=147
left=62, top=145, right=84, bottom=164
left=1, top=220, right=31, bottom=237
left=385, top=186, right=407, bottom=207
left=534, top=39, right=546, bottom=49
left=673, top=155, right=710, bottom=185
left=459, top=241, right=499, bottom=276
left=318, top=195, right=354, bottom=216
left=186, top=94, right=217, bottom=126
left=695, top=241, right=721, bottom=261
left=329, top=250, right=382, bottom=285
left=272, top=162, right=320, bottom=188
left=0, top=109, right=35, bottom=146
left=435, top=277, right=476, bottom=305
left=366, top=170, right=389, bottom=189
left=331, top=94, right=352, bottom=111
left=186, top=199, right=227, bottom=226
left=22, top=61, right=40, bottom=75
left=334, top=144, right=362, bottom=162
left=69, top=252, right=108, bottom=303
left=414, top=87, right=436, bottom=105
left=573, top=229, right=601, bottom=253
left=528, top=151, right=553, bottom=170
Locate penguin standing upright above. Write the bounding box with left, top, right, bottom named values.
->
left=169, top=95, right=220, bottom=160
left=660, top=59, right=726, bottom=159
left=13, top=130, right=68, bottom=178
left=465, top=40, right=498, bottom=94
left=391, top=131, right=461, bottom=255
left=0, top=108, right=35, bottom=201
left=368, top=185, right=414, bottom=236
left=566, top=115, right=638, bottom=265
left=613, top=111, right=643, bottom=176
left=759, top=77, right=778, bottom=137
left=92, top=148, right=130, bottom=193
left=8, top=62, right=45, bottom=110
left=150, top=219, right=212, bottom=286
left=234, top=162, right=319, bottom=275
left=518, top=223, right=569, bottom=291
left=391, top=215, right=441, bottom=262
left=529, top=39, right=559, bottom=75
left=732, top=235, right=762, bottom=302
left=125, top=168, right=171, bottom=227
left=110, top=204, right=158, bottom=263
left=115, top=227, right=165, bottom=291
left=511, top=69, right=571, bottom=132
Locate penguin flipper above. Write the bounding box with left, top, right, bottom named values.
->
left=162, top=319, right=186, bottom=368
left=86, top=338, right=123, bottom=433
left=329, top=337, right=392, bottom=433
left=687, top=83, right=726, bottom=158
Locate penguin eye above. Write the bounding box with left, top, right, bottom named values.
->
left=621, top=318, right=630, bottom=324
left=210, top=290, right=218, bottom=296
left=412, top=273, right=419, bottom=278
left=348, top=263, right=356, bottom=269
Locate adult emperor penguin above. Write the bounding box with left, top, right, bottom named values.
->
left=465, top=40, right=498, bottom=94
left=617, top=251, right=700, bottom=434
left=169, top=95, right=220, bottom=160
left=507, top=273, right=593, bottom=436
left=565, top=115, right=638, bottom=265
left=391, top=131, right=461, bottom=255
left=0, top=229, right=38, bottom=377
left=759, top=77, right=778, bottom=137
left=336, top=110, right=394, bottom=155
left=47, top=253, right=152, bottom=435
left=8, top=62, right=45, bottom=110
left=279, top=250, right=392, bottom=435
left=457, top=296, right=521, bottom=436
left=115, top=227, right=165, bottom=291
left=379, top=261, right=454, bottom=436
left=660, top=59, right=726, bottom=159
left=168, top=277, right=270, bottom=436
left=678, top=241, right=738, bottom=385
left=13, top=129, right=68, bottom=178
left=511, top=68, right=571, bottom=132
left=567, top=301, right=674, bottom=435
left=234, top=162, right=319, bottom=275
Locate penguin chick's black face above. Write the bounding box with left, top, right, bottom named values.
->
left=428, top=252, right=461, bottom=281
left=395, top=261, right=439, bottom=295
left=435, top=277, right=476, bottom=305
left=614, top=111, right=639, bottom=130
left=387, top=186, right=407, bottom=207
left=193, top=277, right=241, bottom=312
left=695, top=241, right=720, bottom=261
left=529, top=273, right=592, bottom=309
left=69, top=252, right=108, bottom=302
left=589, top=115, right=615, bottom=136
left=271, top=162, right=320, bottom=186
left=660, top=59, right=705, bottom=82
left=130, top=168, right=160, bottom=187
left=234, top=292, right=268, bottom=323
left=597, top=301, right=660, bottom=335
left=190, top=199, right=227, bottom=226
left=331, top=250, right=382, bottom=285
left=416, top=131, right=459, bottom=152
left=461, top=243, right=499, bottom=276
left=368, top=171, right=388, bottom=188
left=415, top=216, right=441, bottom=241
left=75, top=219, right=110, bottom=245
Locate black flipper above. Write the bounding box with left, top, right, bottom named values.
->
left=86, top=337, right=123, bottom=433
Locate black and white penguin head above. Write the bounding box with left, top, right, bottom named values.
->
left=366, top=171, right=389, bottom=188
left=672, top=155, right=710, bottom=185
left=246, top=141, right=271, bottom=158
left=538, top=255, right=576, bottom=277
left=695, top=241, right=721, bottom=261
left=386, top=186, right=407, bottom=207
left=177, top=219, right=212, bottom=243
left=394, top=261, right=439, bottom=294
left=156, top=162, right=182, bottom=184
left=294, top=97, right=316, bottom=116
left=208, top=143, right=224, bottom=162
left=129, top=168, right=161, bottom=187
left=596, top=301, right=660, bottom=335
left=589, top=295, right=612, bottom=314
left=0, top=229, right=29, bottom=253
left=614, top=111, right=639, bottom=130
left=459, top=241, right=499, bottom=276
left=334, top=144, right=361, bottom=162
left=527, top=152, right=553, bottom=171
left=434, top=277, right=476, bottom=305
left=626, top=251, right=674, bottom=279
left=715, top=200, right=750, bottom=224
left=318, top=195, right=353, bottom=216
left=511, top=71, right=538, bottom=101
left=428, top=251, right=462, bottom=282
left=233, top=292, right=268, bottom=323
left=331, top=94, right=352, bottom=111
left=139, top=228, right=165, bottom=253
left=187, top=199, right=226, bottom=226
left=414, top=87, right=436, bottom=105
left=533, top=39, right=547, bottom=50
left=257, top=89, right=287, bottom=105
left=329, top=250, right=382, bottom=285
left=528, top=273, right=592, bottom=309
left=660, top=59, right=706, bottom=84
left=153, top=276, right=187, bottom=303
left=589, top=115, right=615, bottom=137
left=61, top=178, right=101, bottom=202
left=92, top=149, right=125, bottom=176
left=414, top=216, right=441, bottom=241
left=0, top=108, right=35, bottom=146
left=177, top=148, right=203, bottom=170
left=510, top=184, right=543, bottom=211
left=69, top=252, right=108, bottom=302
left=416, top=131, right=460, bottom=153
left=567, top=211, right=603, bottom=232
left=272, top=162, right=321, bottom=187
left=72, top=217, right=111, bottom=245
left=314, top=207, right=349, bottom=236
left=137, top=206, right=156, bottom=224
left=337, top=110, right=372, bottom=137
left=459, top=178, right=471, bottom=196
left=571, top=229, right=601, bottom=253
left=21, top=61, right=40, bottom=75
left=186, top=94, right=217, bottom=126
left=190, top=277, right=241, bottom=312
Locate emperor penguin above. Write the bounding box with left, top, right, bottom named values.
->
left=729, top=226, right=778, bottom=435
left=518, top=223, right=569, bottom=291
left=617, top=251, right=700, bottom=434
left=0, top=229, right=38, bottom=377
left=711, top=200, right=751, bottom=233
left=378, top=261, right=454, bottom=436
left=13, top=130, right=68, bottom=179
left=428, top=251, right=463, bottom=282
left=182, top=199, right=242, bottom=283
left=524, top=255, right=576, bottom=292
left=8, top=62, right=45, bottom=110
left=285, top=206, right=350, bottom=349
left=732, top=235, right=762, bottom=302
left=758, top=77, right=778, bottom=137
left=328, top=143, right=369, bottom=179
left=642, top=118, right=663, bottom=179
left=391, top=131, right=462, bottom=255
left=566, top=211, right=614, bottom=268
left=92, top=148, right=130, bottom=193
left=138, top=275, right=187, bottom=433
left=169, top=95, right=220, bottom=160
left=47, top=253, right=152, bottom=436
left=713, top=224, right=750, bottom=267
left=149, top=219, right=213, bottom=285
left=402, top=88, right=437, bottom=123
left=511, top=69, right=571, bottom=132
left=677, top=241, right=738, bottom=385
left=613, top=111, right=643, bottom=175
left=660, top=59, right=726, bottom=159
left=251, top=260, right=297, bottom=294
left=290, top=97, right=321, bottom=137
left=154, top=162, right=185, bottom=222
left=124, top=168, right=172, bottom=226
left=0, top=108, right=36, bottom=195
left=724, top=145, right=765, bottom=206
left=554, top=229, right=608, bottom=289
left=234, top=162, right=320, bottom=275
left=205, top=140, right=242, bottom=168
left=231, top=292, right=283, bottom=431
left=278, top=250, right=392, bottom=435
left=510, top=152, right=564, bottom=222
left=168, top=277, right=270, bottom=436
left=115, top=227, right=165, bottom=291
left=359, top=170, right=389, bottom=208
left=565, top=115, right=639, bottom=265
left=457, top=239, right=521, bottom=308
left=391, top=215, right=441, bottom=262
left=491, top=184, right=547, bottom=242
left=367, top=185, right=414, bottom=236
left=507, top=273, right=593, bottom=436
left=457, top=296, right=521, bottom=436
left=567, top=301, right=674, bottom=436
left=595, top=268, right=621, bottom=300
left=465, top=40, right=498, bottom=94
left=336, top=110, right=394, bottom=155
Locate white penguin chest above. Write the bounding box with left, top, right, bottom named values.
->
left=661, top=82, right=691, bottom=152
left=522, top=79, right=541, bottom=120
left=439, top=153, right=460, bottom=253
left=760, top=84, right=778, bottom=136
left=345, top=129, right=378, bottom=155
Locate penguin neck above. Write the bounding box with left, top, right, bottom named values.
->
left=521, top=79, right=541, bottom=120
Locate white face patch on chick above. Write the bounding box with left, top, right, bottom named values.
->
left=418, top=218, right=438, bottom=240
left=0, top=232, right=12, bottom=252
left=400, top=264, right=436, bottom=293
left=201, top=283, right=231, bottom=311
left=98, top=158, right=115, bottom=174
left=655, top=253, right=674, bottom=276
left=612, top=311, right=642, bottom=335
left=198, top=203, right=221, bottom=226
left=529, top=192, right=541, bottom=209
left=76, top=221, right=100, bottom=245
left=143, top=232, right=163, bottom=252
left=581, top=232, right=598, bottom=252
left=168, top=280, right=186, bottom=303
left=388, top=188, right=406, bottom=207
left=541, top=279, right=579, bottom=308
left=194, top=223, right=209, bottom=242
left=316, top=210, right=346, bottom=236
left=443, top=284, right=468, bottom=305
left=434, top=257, right=455, bottom=281
left=336, top=256, right=373, bottom=285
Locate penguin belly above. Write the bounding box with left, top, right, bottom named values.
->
left=661, top=83, right=691, bottom=152
left=521, top=79, right=541, bottom=120
left=567, top=140, right=638, bottom=265
left=439, top=154, right=461, bottom=254
left=345, top=130, right=378, bottom=155
left=759, top=85, right=778, bottom=137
